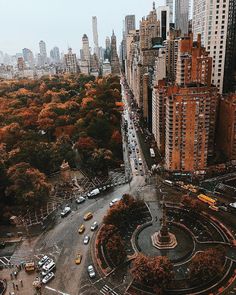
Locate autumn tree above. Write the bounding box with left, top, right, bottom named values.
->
left=181, top=195, right=205, bottom=213
left=189, top=247, right=225, bottom=282
left=98, top=224, right=126, bottom=266
left=103, top=194, right=145, bottom=230
left=131, top=254, right=174, bottom=291
left=5, top=162, right=51, bottom=208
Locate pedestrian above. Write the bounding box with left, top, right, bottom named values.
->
left=16, top=284, right=18, bottom=291
left=12, top=282, right=15, bottom=289
left=20, top=279, right=23, bottom=287
left=10, top=273, right=13, bottom=280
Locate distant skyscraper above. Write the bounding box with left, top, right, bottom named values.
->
left=157, top=6, right=170, bottom=41
left=193, top=0, right=236, bottom=93
left=175, top=0, right=189, bottom=36
left=82, top=34, right=90, bottom=66
left=17, top=57, right=25, bottom=71
left=166, top=0, right=174, bottom=23
left=50, top=46, right=60, bottom=64
left=125, top=15, right=135, bottom=35
left=110, top=31, right=120, bottom=75
left=22, top=48, right=34, bottom=67
left=64, top=48, right=78, bottom=73
left=105, top=36, right=111, bottom=50
left=104, top=37, right=111, bottom=61
left=163, top=29, right=181, bottom=83
left=92, top=16, right=100, bottom=58
left=139, top=2, right=160, bottom=50
left=39, top=40, right=47, bottom=65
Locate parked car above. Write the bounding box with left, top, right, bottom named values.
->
left=84, top=212, right=93, bottom=221
left=60, top=206, right=71, bottom=217
left=42, top=272, right=55, bottom=284
left=87, top=265, right=96, bottom=278
left=75, top=253, right=82, bottom=265
left=38, top=255, right=49, bottom=268
left=41, top=261, right=55, bottom=276
left=90, top=221, right=98, bottom=231
left=87, top=188, right=100, bottom=198
left=83, top=235, right=90, bottom=245
left=78, top=224, right=85, bottom=234
left=76, top=196, right=86, bottom=204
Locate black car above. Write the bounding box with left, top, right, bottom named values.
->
left=0, top=242, right=6, bottom=249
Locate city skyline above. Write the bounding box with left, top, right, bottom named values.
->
left=0, top=0, right=166, bottom=55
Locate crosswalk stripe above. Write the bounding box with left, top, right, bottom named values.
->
left=0, top=258, right=10, bottom=265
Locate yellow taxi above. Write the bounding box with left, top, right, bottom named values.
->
left=78, top=224, right=85, bottom=234
left=75, top=253, right=82, bottom=265
left=83, top=212, right=93, bottom=221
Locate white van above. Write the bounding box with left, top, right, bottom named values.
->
left=87, top=188, right=100, bottom=198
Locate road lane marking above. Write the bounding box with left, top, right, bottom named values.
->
left=45, top=286, right=70, bottom=295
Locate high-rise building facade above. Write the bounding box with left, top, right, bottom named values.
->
left=125, top=15, right=136, bottom=35
left=192, top=0, right=234, bottom=93
left=82, top=34, right=90, bottom=66
left=175, top=34, right=212, bottom=87
left=110, top=31, right=120, bottom=75
left=166, top=0, right=174, bottom=23
left=22, top=48, right=34, bottom=67
left=157, top=6, right=170, bottom=41
left=92, top=16, right=100, bottom=58
left=140, top=2, right=160, bottom=50
left=50, top=46, right=60, bottom=64
left=64, top=48, right=78, bottom=73
left=39, top=40, right=47, bottom=65
left=175, top=0, right=189, bottom=36
left=163, top=29, right=180, bottom=83
left=152, top=34, right=218, bottom=171
left=223, top=0, right=236, bottom=93
left=165, top=85, right=218, bottom=171
left=217, top=94, right=236, bottom=160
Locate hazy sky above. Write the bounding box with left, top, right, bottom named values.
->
left=0, top=0, right=166, bottom=56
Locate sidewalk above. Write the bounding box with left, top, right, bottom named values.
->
left=1, top=267, right=37, bottom=295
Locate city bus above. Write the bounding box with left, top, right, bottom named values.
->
left=197, top=194, right=217, bottom=206
left=150, top=148, right=155, bottom=158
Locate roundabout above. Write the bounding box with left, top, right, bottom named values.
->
left=92, top=195, right=236, bottom=295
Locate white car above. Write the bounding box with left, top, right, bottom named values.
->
left=38, top=255, right=49, bottom=268
left=83, top=235, right=90, bottom=245
left=42, top=258, right=53, bottom=270
left=87, top=188, right=100, bottom=198
left=76, top=196, right=86, bottom=204
left=109, top=198, right=121, bottom=207
left=60, top=206, right=71, bottom=217
left=91, top=221, right=98, bottom=231
left=87, top=265, right=96, bottom=278
left=41, top=260, right=55, bottom=276
left=42, top=272, right=55, bottom=284
left=229, top=202, right=236, bottom=209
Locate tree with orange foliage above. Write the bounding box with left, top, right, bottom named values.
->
left=75, top=136, right=97, bottom=151
left=131, top=254, right=174, bottom=292
left=189, top=246, right=225, bottom=282
left=5, top=162, right=51, bottom=208
left=98, top=224, right=126, bottom=266
left=181, top=195, right=205, bottom=212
